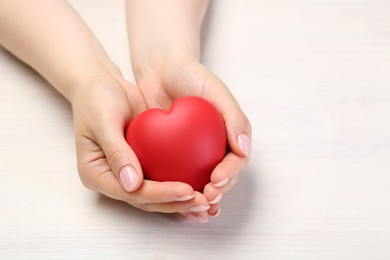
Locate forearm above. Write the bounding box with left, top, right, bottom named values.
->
left=125, top=0, right=209, bottom=81
left=0, top=0, right=120, bottom=101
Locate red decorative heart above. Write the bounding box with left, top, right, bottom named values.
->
left=126, top=96, right=227, bottom=192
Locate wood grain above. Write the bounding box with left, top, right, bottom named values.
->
left=1, top=0, right=389, bottom=259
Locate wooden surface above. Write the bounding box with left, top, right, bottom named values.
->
left=1, top=0, right=390, bottom=259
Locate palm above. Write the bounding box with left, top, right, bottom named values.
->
left=138, top=60, right=219, bottom=110
left=72, top=79, right=146, bottom=200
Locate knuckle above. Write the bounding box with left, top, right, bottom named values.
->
left=104, top=144, right=128, bottom=173
left=105, top=144, right=122, bottom=165
left=76, top=159, right=110, bottom=192
left=226, top=113, right=252, bottom=137
left=122, top=193, right=137, bottom=207
left=239, top=113, right=252, bottom=134
left=192, top=192, right=209, bottom=205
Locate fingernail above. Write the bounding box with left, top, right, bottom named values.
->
left=209, top=193, right=223, bottom=205
left=182, top=214, right=192, bottom=222
left=119, top=165, right=138, bottom=192
left=213, top=178, right=230, bottom=188
left=210, top=207, right=221, bottom=218
left=238, top=134, right=252, bottom=157
left=184, top=213, right=209, bottom=223
left=194, top=212, right=209, bottom=223
left=175, top=194, right=195, bottom=202
left=189, top=204, right=210, bottom=213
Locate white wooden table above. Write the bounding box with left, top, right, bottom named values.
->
left=1, top=0, right=389, bottom=259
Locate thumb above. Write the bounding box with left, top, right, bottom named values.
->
left=224, top=103, right=252, bottom=158
left=205, top=77, right=252, bottom=158
left=98, top=123, right=144, bottom=192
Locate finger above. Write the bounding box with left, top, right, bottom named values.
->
left=202, top=183, right=223, bottom=217
left=209, top=151, right=249, bottom=189
left=77, top=136, right=203, bottom=213
left=77, top=145, right=130, bottom=202
left=138, top=191, right=210, bottom=214
left=203, top=183, right=223, bottom=206
left=95, top=116, right=144, bottom=193
left=80, top=157, right=202, bottom=212
left=201, top=152, right=246, bottom=213
left=202, top=182, right=223, bottom=218
left=208, top=203, right=221, bottom=218
left=130, top=180, right=195, bottom=204
left=205, top=76, right=253, bottom=159
left=181, top=211, right=209, bottom=223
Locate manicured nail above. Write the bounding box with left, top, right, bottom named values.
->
left=183, top=213, right=208, bottom=223
left=119, top=165, right=138, bottom=192
left=175, top=194, right=195, bottom=202
left=213, top=178, right=230, bottom=188
left=238, top=134, right=252, bottom=157
left=189, top=204, right=210, bottom=213
left=209, top=193, right=223, bottom=205
left=182, top=214, right=192, bottom=222
left=195, top=212, right=209, bottom=223
left=210, top=207, right=221, bottom=218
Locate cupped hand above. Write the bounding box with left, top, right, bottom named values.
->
left=70, top=76, right=210, bottom=216
left=137, top=59, right=252, bottom=221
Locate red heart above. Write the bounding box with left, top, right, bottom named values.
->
left=126, top=96, right=227, bottom=192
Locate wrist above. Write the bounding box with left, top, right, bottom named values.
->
left=126, top=0, right=208, bottom=82
left=65, top=63, right=123, bottom=105
left=131, top=45, right=199, bottom=83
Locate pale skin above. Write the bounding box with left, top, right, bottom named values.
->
left=0, top=0, right=252, bottom=223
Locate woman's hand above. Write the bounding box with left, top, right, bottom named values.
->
left=0, top=0, right=211, bottom=217
left=137, top=59, right=252, bottom=220
left=126, top=0, right=252, bottom=222
left=71, top=76, right=212, bottom=215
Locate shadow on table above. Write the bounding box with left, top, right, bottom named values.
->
left=95, top=159, right=259, bottom=252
